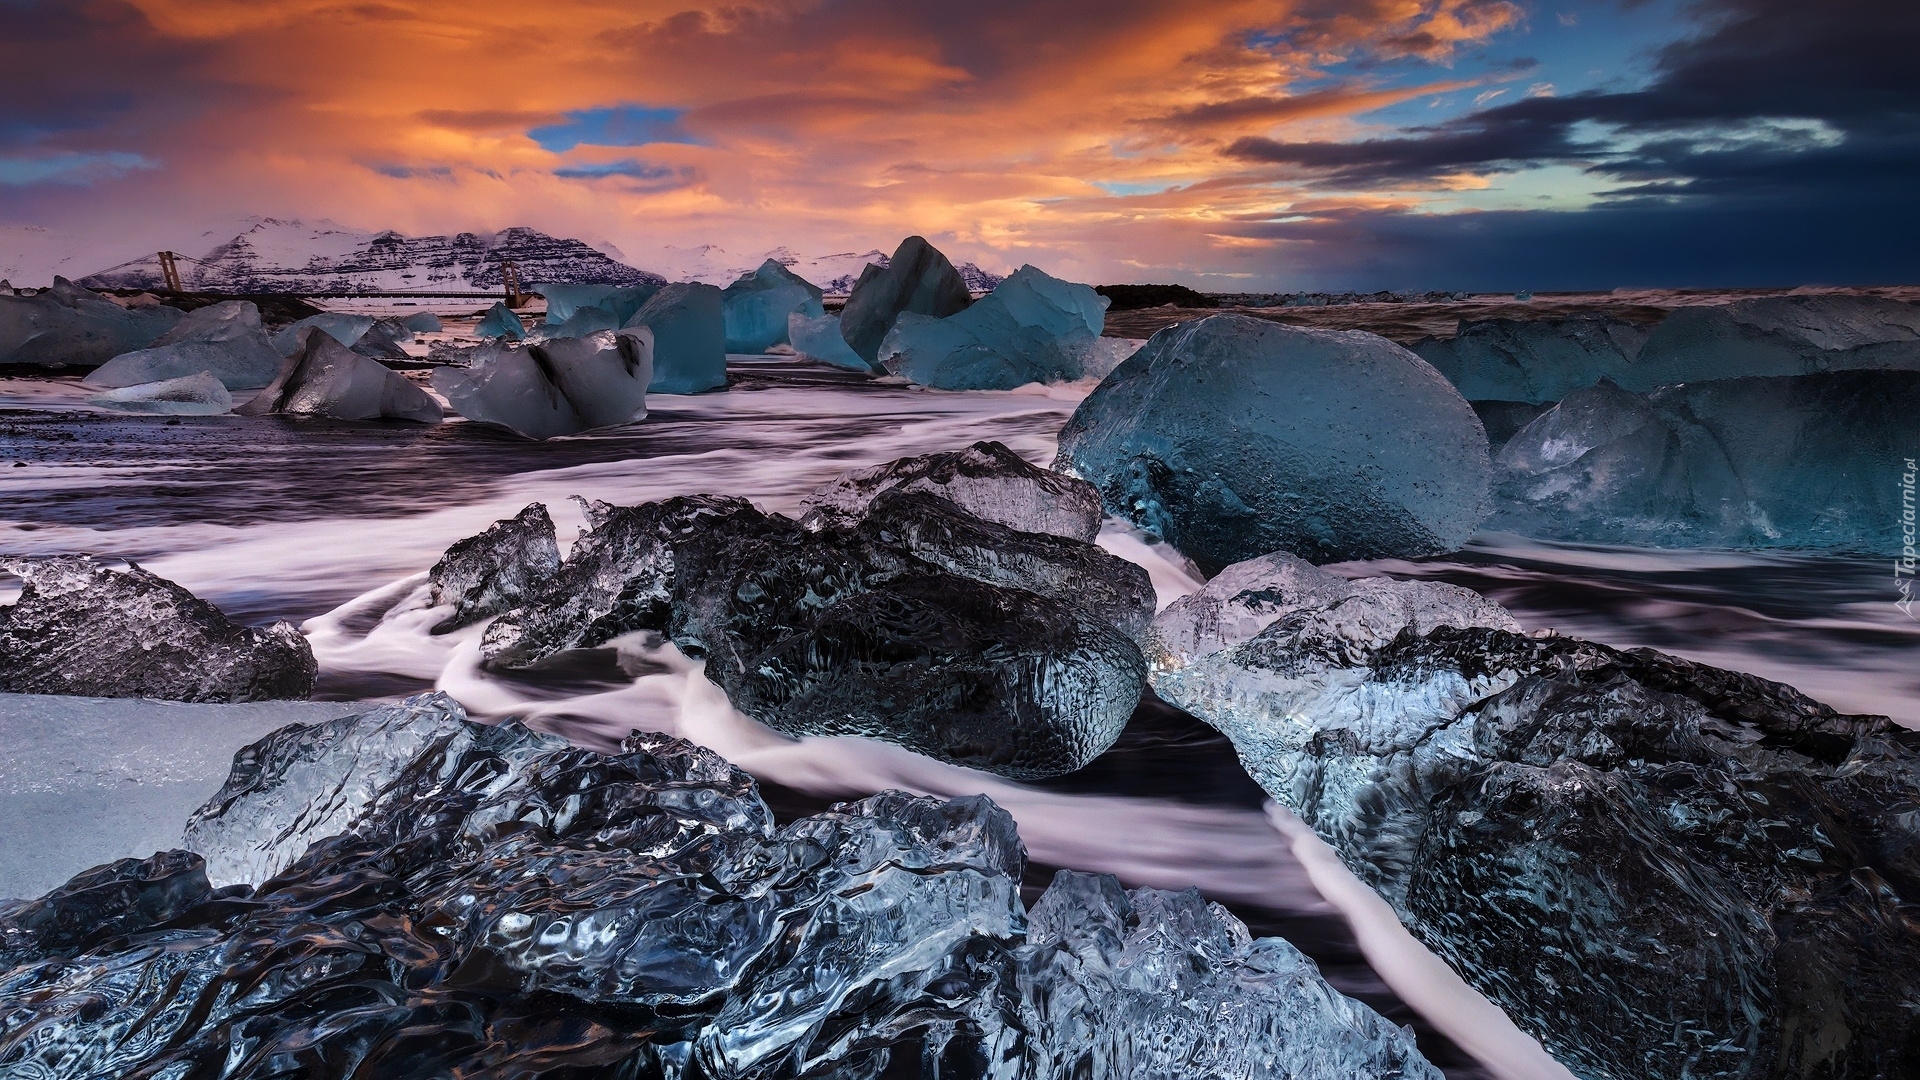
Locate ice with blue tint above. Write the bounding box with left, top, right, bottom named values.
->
left=722, top=258, right=825, bottom=352
left=84, top=300, right=286, bottom=389
left=1411, top=317, right=1649, bottom=404
left=624, top=281, right=726, bottom=393
left=86, top=371, right=233, bottom=415
left=237, top=326, right=442, bottom=423
left=0, top=278, right=181, bottom=368
left=838, top=235, right=973, bottom=362
left=1055, top=314, right=1491, bottom=573
left=270, top=312, right=374, bottom=354
left=789, top=310, right=875, bottom=371
left=1621, top=293, right=1920, bottom=389
left=401, top=310, right=443, bottom=333
left=431, top=328, right=651, bottom=439
left=878, top=265, right=1117, bottom=390
left=474, top=301, right=526, bottom=340
left=532, top=305, right=624, bottom=340
left=533, top=282, right=660, bottom=326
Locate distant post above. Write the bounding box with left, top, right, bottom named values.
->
left=502, top=260, right=526, bottom=308
left=157, top=251, right=183, bottom=293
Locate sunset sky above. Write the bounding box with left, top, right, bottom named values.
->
left=2, top=0, right=1914, bottom=290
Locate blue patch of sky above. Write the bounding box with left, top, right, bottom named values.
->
left=530, top=105, right=700, bottom=152
left=1094, top=180, right=1169, bottom=196
left=553, top=159, right=680, bottom=180
left=0, top=150, right=156, bottom=186
left=370, top=163, right=454, bottom=179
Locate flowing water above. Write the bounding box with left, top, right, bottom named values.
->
left=3, top=356, right=1914, bottom=1080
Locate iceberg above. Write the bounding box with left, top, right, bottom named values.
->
left=85, top=371, right=233, bottom=415
left=1411, top=316, right=1650, bottom=404
left=801, top=439, right=1107, bottom=542
left=532, top=282, right=659, bottom=326
left=0, top=556, right=315, bottom=701
left=837, top=235, right=974, bottom=363
left=348, top=315, right=412, bottom=359
left=531, top=303, right=623, bottom=340
left=1, top=699, right=1437, bottom=1078
left=877, top=265, right=1117, bottom=390
left=237, top=326, right=443, bottom=422
left=83, top=300, right=285, bottom=389
left=431, top=329, right=652, bottom=439
left=1490, top=371, right=1917, bottom=550
left=1055, top=314, right=1492, bottom=573
left=425, top=502, right=561, bottom=631
left=0, top=277, right=181, bottom=368
left=401, top=310, right=443, bottom=333
left=721, top=258, right=826, bottom=352
left=787, top=309, right=873, bottom=371
left=269, top=311, right=374, bottom=354
left=1622, top=293, right=1920, bottom=389
left=624, top=281, right=726, bottom=393
left=474, top=300, right=526, bottom=340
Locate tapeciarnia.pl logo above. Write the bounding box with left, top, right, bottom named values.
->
left=1898, top=457, right=1917, bottom=621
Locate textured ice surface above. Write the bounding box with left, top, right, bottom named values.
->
left=533, top=282, right=659, bottom=326
left=722, top=258, right=826, bottom=352
left=85, top=371, right=233, bottom=414
left=838, top=235, right=973, bottom=363
left=1014, top=871, right=1442, bottom=1080
left=401, top=310, right=442, bottom=333
left=625, top=281, right=726, bottom=393
left=1623, top=294, right=1920, bottom=389
left=0, top=556, right=315, bottom=702
left=1175, top=624, right=1920, bottom=1080
left=83, top=300, right=285, bottom=389
left=425, top=502, right=561, bottom=632
left=1056, top=315, right=1492, bottom=573
left=1490, top=371, right=1917, bottom=550
left=801, top=439, right=1106, bottom=542
left=431, top=329, right=652, bottom=439
left=349, top=316, right=412, bottom=359
left=481, top=491, right=1144, bottom=777
left=269, top=311, right=374, bottom=353
left=474, top=300, right=526, bottom=339
left=0, top=277, right=181, bottom=368
left=788, top=310, right=873, bottom=371
left=878, top=265, right=1114, bottom=390
left=0, top=698, right=1435, bottom=1079
left=237, top=325, right=443, bottom=422
left=1412, top=317, right=1649, bottom=404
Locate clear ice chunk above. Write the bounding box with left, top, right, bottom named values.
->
left=83, top=299, right=286, bottom=389
left=624, top=282, right=726, bottom=393
left=401, top=310, right=443, bottom=333
left=0, top=277, right=181, bottom=368
left=85, top=371, right=233, bottom=414
left=431, top=329, right=652, bottom=439
left=270, top=311, right=375, bottom=354
left=800, top=439, right=1106, bottom=542
left=838, top=235, right=973, bottom=363
left=722, top=258, right=826, bottom=352
left=0, top=555, right=315, bottom=702
left=1411, top=316, right=1650, bottom=404
left=788, top=310, right=873, bottom=371
left=237, top=325, right=443, bottom=422
left=1055, top=314, right=1492, bottom=573
left=474, top=300, right=526, bottom=340
left=1623, top=293, right=1920, bottom=389
left=877, top=265, right=1115, bottom=390
left=425, top=502, right=561, bottom=632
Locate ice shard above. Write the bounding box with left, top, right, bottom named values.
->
left=474, top=300, right=526, bottom=340
left=1489, top=371, right=1917, bottom=550
left=269, top=311, right=375, bottom=354
left=425, top=502, right=561, bottom=632
left=83, top=300, right=285, bottom=389
left=237, top=326, right=443, bottom=422
left=721, top=258, right=826, bottom=353
left=801, top=439, right=1106, bottom=542
left=1622, top=293, right=1920, bottom=389
left=624, top=282, right=726, bottom=393
left=788, top=310, right=873, bottom=371
left=0, top=555, right=315, bottom=701
left=85, top=371, right=233, bottom=415
left=0, top=277, right=181, bottom=368
left=838, top=235, right=973, bottom=363
left=1411, top=316, right=1650, bottom=404
left=431, top=329, right=652, bottom=439
left=1055, top=314, right=1492, bottom=572
left=348, top=316, right=413, bottom=359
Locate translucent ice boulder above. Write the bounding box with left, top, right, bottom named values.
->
left=425, top=503, right=561, bottom=632
left=237, top=326, right=442, bottom=423
left=838, top=235, right=973, bottom=363
left=0, top=555, right=315, bottom=701
left=1411, top=316, right=1650, bottom=403
left=788, top=310, right=873, bottom=371
left=878, top=265, right=1116, bottom=390
left=721, top=258, right=825, bottom=352
left=0, top=277, right=181, bottom=368
left=801, top=439, right=1106, bottom=541
left=474, top=300, right=526, bottom=340
left=1623, top=293, right=1920, bottom=389
left=431, top=329, right=652, bottom=439
left=400, top=310, right=443, bottom=333
left=532, top=282, right=659, bottom=326
left=1490, top=370, right=1917, bottom=550
left=624, top=282, right=726, bottom=393
left=532, top=304, right=623, bottom=340
left=270, top=311, right=374, bottom=354
left=84, top=300, right=284, bottom=389
left=1055, top=314, right=1492, bottom=572
left=85, top=371, right=233, bottom=415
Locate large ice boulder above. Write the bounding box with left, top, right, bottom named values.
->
left=432, top=329, right=652, bottom=439
left=624, top=282, right=726, bottom=393
left=722, top=258, right=825, bottom=352
left=424, top=503, right=561, bottom=632
left=270, top=311, right=374, bottom=354
left=532, top=282, right=658, bottom=326
left=473, top=301, right=525, bottom=340
left=1622, top=294, right=1920, bottom=389
left=0, top=278, right=181, bottom=368
left=1491, top=371, right=1915, bottom=550
left=837, top=235, right=973, bottom=363
left=878, top=264, right=1119, bottom=390
left=401, top=310, right=442, bottom=333
left=83, top=300, right=284, bottom=389
left=1055, top=314, right=1492, bottom=572
left=0, top=556, right=315, bottom=701
left=348, top=316, right=412, bottom=360
left=237, top=326, right=442, bottom=423
left=787, top=310, right=872, bottom=371
left=85, top=371, right=233, bottom=415
left=1166, top=614, right=1920, bottom=1080
left=1411, top=316, right=1649, bottom=404
left=801, top=439, right=1106, bottom=542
